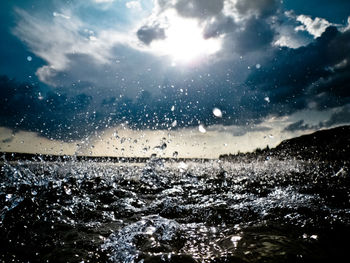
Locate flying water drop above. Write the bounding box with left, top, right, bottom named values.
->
left=213, top=108, right=222, bottom=118
left=198, top=124, right=206, bottom=133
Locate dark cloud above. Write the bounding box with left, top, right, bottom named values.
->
left=235, top=0, right=280, bottom=17
left=0, top=74, right=229, bottom=140
left=234, top=17, right=275, bottom=54
left=307, top=30, right=350, bottom=109
left=283, top=105, right=350, bottom=133
left=283, top=120, right=315, bottom=132
left=199, top=1, right=278, bottom=55
left=35, top=46, right=171, bottom=99
left=136, top=24, right=166, bottom=45
left=203, top=16, right=236, bottom=39
left=323, top=106, right=350, bottom=127
left=245, top=26, right=350, bottom=115
left=174, top=0, right=224, bottom=18
left=0, top=75, right=93, bottom=141
left=170, top=0, right=278, bottom=20
left=214, top=125, right=272, bottom=136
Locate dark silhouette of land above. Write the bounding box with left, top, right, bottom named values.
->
left=220, top=125, right=350, bottom=162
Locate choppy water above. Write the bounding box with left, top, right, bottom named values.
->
left=1, top=157, right=349, bottom=262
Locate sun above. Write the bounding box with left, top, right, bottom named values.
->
left=150, top=15, right=221, bottom=64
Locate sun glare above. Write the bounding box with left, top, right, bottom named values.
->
left=151, top=16, right=221, bottom=64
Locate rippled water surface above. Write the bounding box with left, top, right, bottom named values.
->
left=1, top=157, right=349, bottom=262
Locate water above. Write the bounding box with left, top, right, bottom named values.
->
left=0, top=157, right=349, bottom=262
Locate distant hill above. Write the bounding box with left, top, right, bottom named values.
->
left=220, top=125, right=350, bottom=161
left=273, top=125, right=350, bottom=160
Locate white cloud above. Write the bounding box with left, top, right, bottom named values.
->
left=274, top=36, right=298, bottom=48
left=93, top=0, right=115, bottom=3
left=295, top=14, right=332, bottom=38
left=126, top=1, right=142, bottom=10
left=13, top=8, right=83, bottom=71
left=13, top=7, right=170, bottom=97
left=273, top=21, right=312, bottom=48
left=223, top=0, right=279, bottom=22
left=12, top=8, right=138, bottom=87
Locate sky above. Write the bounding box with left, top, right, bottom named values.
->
left=0, top=0, right=350, bottom=158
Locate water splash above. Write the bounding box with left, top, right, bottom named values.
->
left=0, top=156, right=349, bottom=262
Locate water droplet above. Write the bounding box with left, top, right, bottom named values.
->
left=213, top=108, right=222, bottom=118
left=230, top=235, right=242, bottom=248
left=171, top=120, right=177, bottom=127
left=154, top=143, right=167, bottom=150
left=178, top=162, right=188, bottom=172
left=256, top=63, right=261, bottom=69
left=144, top=226, right=156, bottom=235
left=5, top=194, right=13, bottom=201
left=64, top=186, right=72, bottom=195
left=171, top=105, right=175, bottom=111
left=198, top=124, right=206, bottom=133
left=27, top=56, right=32, bottom=62
left=264, top=97, right=270, bottom=103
